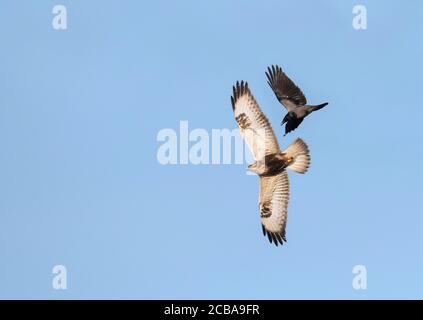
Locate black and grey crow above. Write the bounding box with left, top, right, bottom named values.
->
left=265, top=65, right=328, bottom=135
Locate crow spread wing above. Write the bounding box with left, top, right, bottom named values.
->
left=265, top=65, right=307, bottom=110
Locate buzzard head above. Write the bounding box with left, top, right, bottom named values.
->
left=247, top=161, right=266, bottom=175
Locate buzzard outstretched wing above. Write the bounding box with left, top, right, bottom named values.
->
left=259, top=171, right=290, bottom=246
left=231, top=81, right=280, bottom=160
left=265, top=65, right=307, bottom=110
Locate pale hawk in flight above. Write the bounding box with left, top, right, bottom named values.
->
left=231, top=81, right=311, bottom=246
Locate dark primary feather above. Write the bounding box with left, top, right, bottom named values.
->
left=265, top=65, right=307, bottom=108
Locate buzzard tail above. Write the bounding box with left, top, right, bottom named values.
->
left=284, top=138, right=310, bottom=174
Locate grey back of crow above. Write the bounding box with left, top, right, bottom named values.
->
left=265, top=65, right=328, bottom=135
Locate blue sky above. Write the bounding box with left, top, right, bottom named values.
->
left=0, top=0, right=422, bottom=299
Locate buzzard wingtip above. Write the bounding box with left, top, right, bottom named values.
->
left=262, top=229, right=286, bottom=247
left=266, top=66, right=272, bottom=76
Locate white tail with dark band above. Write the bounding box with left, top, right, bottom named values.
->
left=284, top=138, right=310, bottom=174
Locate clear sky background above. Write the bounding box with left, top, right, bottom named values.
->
left=1, top=0, right=422, bottom=299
